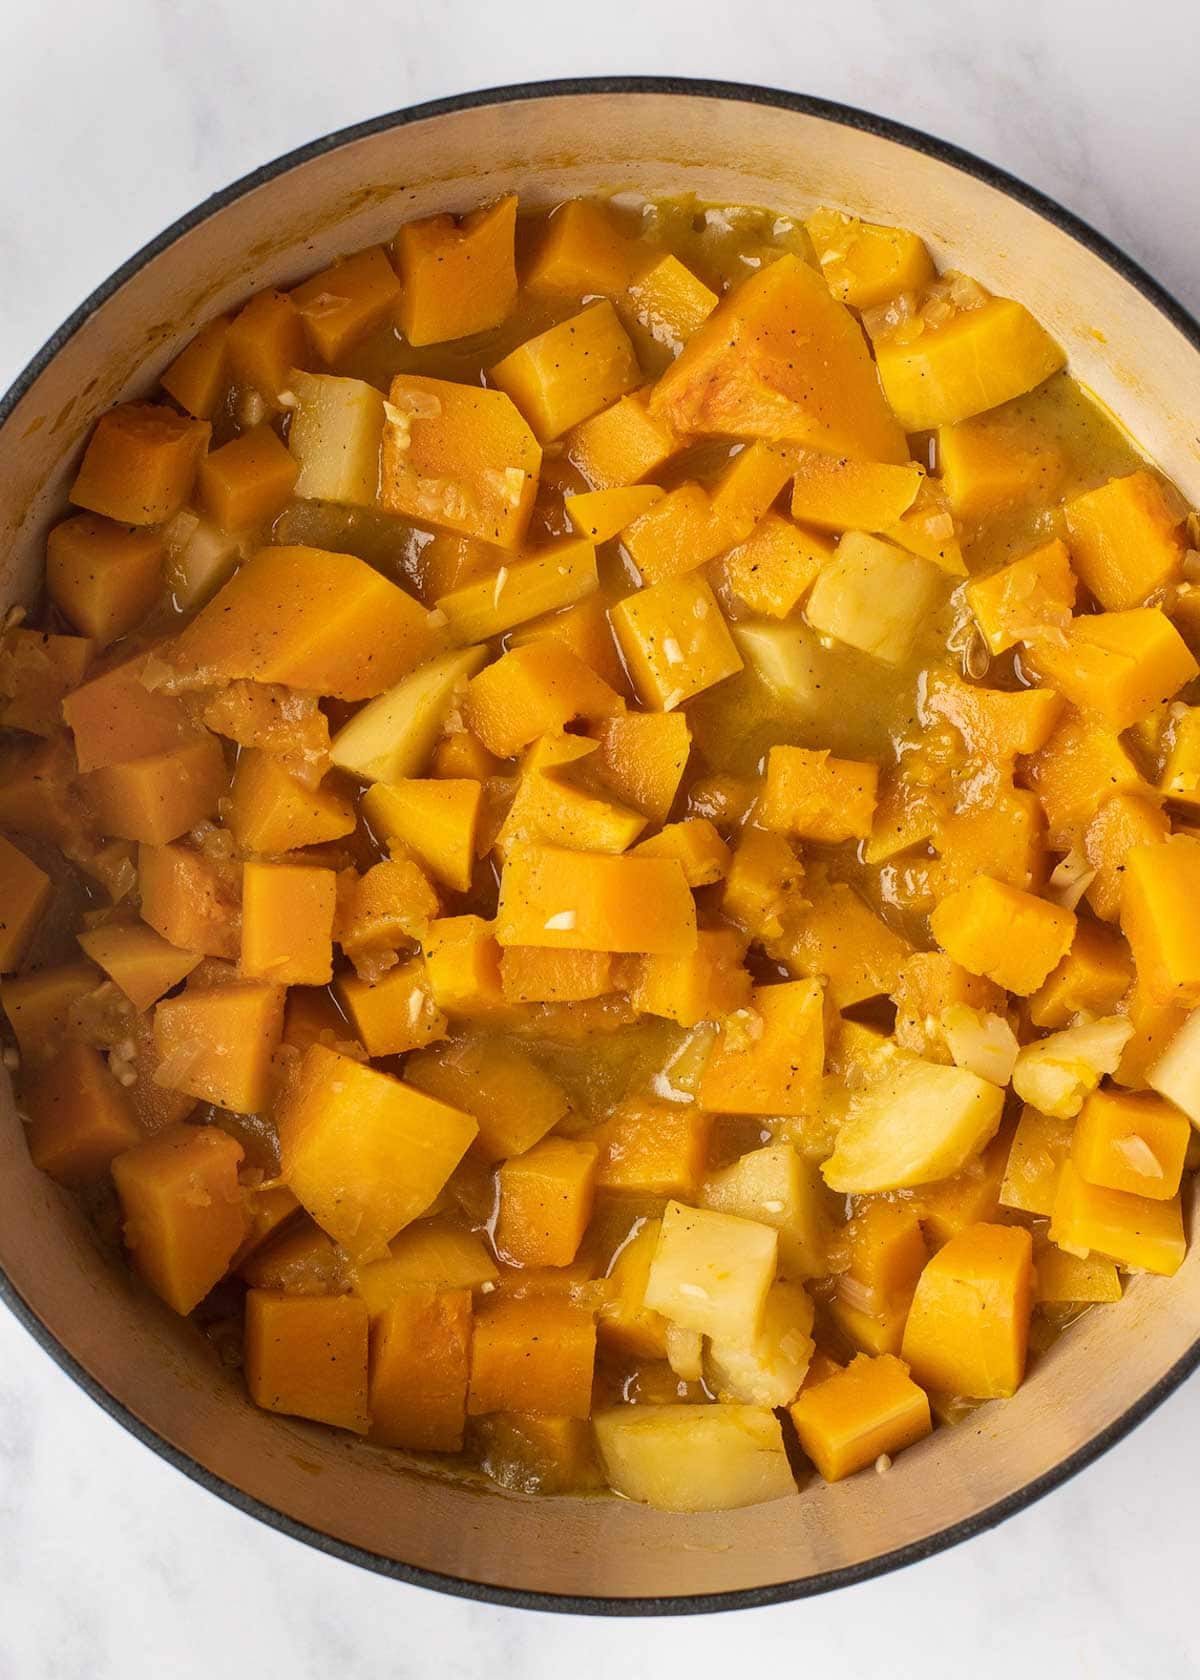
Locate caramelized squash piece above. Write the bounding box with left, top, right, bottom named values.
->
left=468, top=1294, right=597, bottom=1418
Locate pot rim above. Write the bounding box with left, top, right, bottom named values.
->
left=3, top=74, right=1199, bottom=1618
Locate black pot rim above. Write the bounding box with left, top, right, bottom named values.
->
left=3, top=74, right=1199, bottom=1620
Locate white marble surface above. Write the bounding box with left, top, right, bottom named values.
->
left=2, top=0, right=1200, bottom=1671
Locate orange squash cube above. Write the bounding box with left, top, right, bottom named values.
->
left=241, top=861, right=335, bottom=985
left=1071, top=1087, right=1189, bottom=1201
left=901, top=1223, right=1034, bottom=1399
left=1082, top=795, right=1169, bottom=923
left=404, top=1036, right=568, bottom=1162
left=369, top=1288, right=473, bottom=1450
left=1028, top=920, right=1134, bottom=1029
left=592, top=1099, right=712, bottom=1199
left=421, top=915, right=505, bottom=1017
left=589, top=710, right=691, bottom=824
left=112, top=1123, right=248, bottom=1313
left=931, top=875, right=1075, bottom=996
left=464, top=641, right=621, bottom=759
left=1065, top=470, right=1184, bottom=611
left=1159, top=706, right=1200, bottom=810
left=0, top=627, right=94, bottom=736
left=937, top=420, right=1063, bottom=521
left=138, top=841, right=240, bottom=960
left=0, top=961, right=101, bottom=1065
left=437, top=540, right=598, bottom=643
left=1121, top=839, right=1200, bottom=1004
left=924, top=672, right=1064, bottom=760
left=760, top=745, right=878, bottom=843
left=507, top=594, right=627, bottom=694
left=363, top=778, right=482, bottom=894
left=82, top=734, right=229, bottom=844
left=394, top=197, right=517, bottom=347
left=911, top=1126, right=1013, bottom=1247
left=431, top=729, right=503, bottom=782
left=632, top=926, right=751, bottom=1028
left=245, top=1289, right=369, bottom=1432
left=720, top=826, right=804, bottom=943
left=467, top=1294, right=597, bottom=1418
left=380, top=374, right=540, bottom=550
left=1034, top=1245, right=1122, bottom=1304
left=277, top=1044, right=477, bottom=1261
left=46, top=515, right=166, bottom=646
left=632, top=818, right=729, bottom=887
left=352, top=1221, right=498, bottom=1313
left=62, top=654, right=193, bottom=773
left=1031, top=608, right=1198, bottom=732
left=77, top=920, right=201, bottom=1010
left=805, top=209, right=933, bottom=309
left=496, top=844, right=696, bottom=956
left=495, top=1137, right=600, bottom=1267
left=169, top=545, right=436, bottom=701
left=565, top=484, right=664, bottom=545
left=196, top=423, right=299, bottom=530
left=0, top=835, right=51, bottom=972
left=565, top=387, right=680, bottom=490
left=224, top=289, right=307, bottom=402
left=1022, top=712, right=1147, bottom=849
left=781, top=879, right=913, bottom=1009
left=830, top=1201, right=927, bottom=1357
left=719, top=513, right=832, bottom=618
left=153, top=980, right=284, bottom=1113
left=499, top=946, right=614, bottom=1003
left=789, top=452, right=923, bottom=533
left=892, top=950, right=1006, bottom=1062
left=496, top=750, right=646, bottom=860
left=491, top=301, right=641, bottom=442
left=335, top=959, right=447, bottom=1057
left=789, top=1353, right=931, bottom=1482
left=1049, top=1158, right=1184, bottom=1275
left=624, top=253, right=718, bottom=346
left=611, top=574, right=743, bottom=712
left=290, top=245, right=402, bottom=362
left=524, top=198, right=642, bottom=296
left=966, top=538, right=1077, bottom=654
left=21, top=1040, right=142, bottom=1184
left=239, top=1219, right=346, bottom=1295
left=699, top=979, right=825, bottom=1116
left=228, top=750, right=355, bottom=857
left=69, top=402, right=210, bottom=525
left=160, top=314, right=231, bottom=418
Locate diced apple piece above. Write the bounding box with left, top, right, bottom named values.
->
left=706, top=1280, right=815, bottom=1407
left=732, top=620, right=826, bottom=707
left=700, top=1144, right=829, bottom=1280
left=643, top=1200, right=778, bottom=1342
left=1011, top=1017, right=1133, bottom=1119
left=287, top=371, right=387, bottom=506
left=593, top=1404, right=796, bottom=1512
left=822, top=1058, right=1005, bottom=1194
left=805, top=532, right=944, bottom=664
left=329, top=646, right=488, bottom=782
left=940, top=1004, right=1020, bottom=1087
left=1147, top=1007, right=1200, bottom=1125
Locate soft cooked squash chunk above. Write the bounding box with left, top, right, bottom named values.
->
left=170, top=546, right=436, bottom=700
left=565, top=387, right=680, bottom=489
left=1080, top=796, right=1169, bottom=925
left=625, top=253, right=719, bottom=347
left=82, top=734, right=228, bottom=845
left=625, top=444, right=798, bottom=585
left=278, top=1045, right=477, bottom=1261
left=565, top=484, right=664, bottom=545
left=598, top=1217, right=670, bottom=1359
left=438, top=540, right=598, bottom=643
left=153, top=980, right=284, bottom=1112
left=720, top=826, right=803, bottom=943
left=0, top=627, right=93, bottom=736
left=500, top=946, right=614, bottom=1003
left=1028, top=920, right=1134, bottom=1029
left=1000, top=1104, right=1073, bottom=1217
left=760, top=745, right=878, bottom=843
left=239, top=1220, right=346, bottom=1294
left=335, top=960, right=446, bottom=1057
left=632, top=927, right=750, bottom=1028
left=883, top=480, right=966, bottom=575
left=1147, top=1007, right=1200, bottom=1124
left=496, top=756, right=646, bottom=859
left=872, top=294, right=1065, bottom=430
left=69, top=402, right=210, bottom=525
left=1071, top=1087, right=1188, bottom=1200
left=46, top=515, right=165, bottom=647
left=405, top=1037, right=568, bottom=1161
left=328, top=648, right=487, bottom=786
left=910, top=1125, right=1014, bottom=1244
left=369, top=1288, right=472, bottom=1451
left=62, top=655, right=194, bottom=773
left=241, top=861, right=335, bottom=985
left=363, top=778, right=481, bottom=894
left=701, top=1145, right=830, bottom=1281
left=823, top=1058, right=1004, bottom=1193
left=901, top=1223, right=1034, bottom=1399
left=524, top=198, right=642, bottom=296
left=225, top=289, right=308, bottom=402
left=352, top=1220, right=498, bottom=1313
left=1034, top=1246, right=1122, bottom=1304
left=286, top=370, right=386, bottom=506
left=112, top=1123, right=248, bottom=1314
left=394, top=196, right=517, bottom=347
left=966, top=538, right=1077, bottom=654
left=495, top=1138, right=599, bottom=1267
left=594, top=1403, right=795, bottom=1511
left=931, top=875, right=1075, bottom=996
left=780, top=879, right=912, bottom=1008
left=928, top=787, right=1047, bottom=897
left=496, top=844, right=696, bottom=956
left=77, top=920, right=201, bottom=1009
left=20, top=1040, right=142, bottom=1184
left=468, top=1294, right=597, bottom=1418
left=138, top=842, right=240, bottom=960
left=589, top=710, right=691, bottom=823
left=1115, top=981, right=1189, bottom=1092
left=1159, top=706, right=1200, bottom=810
left=805, top=532, right=944, bottom=664
left=698, top=979, right=824, bottom=1115
left=508, top=594, right=627, bottom=693
left=0, top=961, right=100, bottom=1065
left=420, top=915, right=506, bottom=1018
left=1030, top=608, right=1198, bottom=732
left=923, top=672, right=1064, bottom=761
left=491, top=301, right=641, bottom=443
left=160, top=315, right=231, bottom=418
left=611, top=574, right=742, bottom=711
left=0, top=836, right=51, bottom=972
left=1049, top=1159, right=1184, bottom=1276
left=892, top=951, right=1006, bottom=1062
left=644, top=1200, right=778, bottom=1342
left=379, top=374, right=540, bottom=549
left=197, top=423, right=298, bottom=530
left=1120, top=839, right=1200, bottom=1004
left=228, top=750, right=355, bottom=855
left=632, top=818, right=729, bottom=887
left=1023, top=713, right=1148, bottom=849
left=290, top=245, right=401, bottom=362
left=464, top=641, right=621, bottom=759
left=936, top=416, right=1064, bottom=520
left=245, top=1290, right=369, bottom=1432
left=1064, top=470, right=1184, bottom=611
left=650, top=254, right=907, bottom=461
left=718, top=513, right=832, bottom=619
left=789, top=452, right=923, bottom=533
left=0, top=735, right=83, bottom=848
left=790, top=1353, right=931, bottom=1481
left=805, top=209, right=934, bottom=309
left=830, top=1200, right=927, bottom=1355
left=590, top=1099, right=710, bottom=1200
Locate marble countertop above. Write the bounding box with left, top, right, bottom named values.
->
left=2, top=1, right=1199, bottom=1672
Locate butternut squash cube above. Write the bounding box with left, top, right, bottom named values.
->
left=788, top=451, right=923, bottom=533
left=830, top=1200, right=927, bottom=1355
left=169, top=545, right=436, bottom=701
left=468, top=1294, right=597, bottom=1418
left=565, top=484, right=664, bottom=544
left=719, top=513, right=832, bottom=619
left=892, top=951, right=1006, bottom=1062
left=196, top=423, right=298, bottom=530
left=228, top=749, right=355, bottom=855
left=1031, top=608, right=1198, bottom=732
left=239, top=1220, right=346, bottom=1295
left=823, top=1057, right=1005, bottom=1194
left=805, top=531, right=944, bottom=664
left=589, top=710, right=690, bottom=823
left=1028, top=920, right=1134, bottom=1029
left=335, top=959, right=446, bottom=1057
left=63, top=654, right=193, bottom=773
left=1000, top=1104, right=1073, bottom=1217
left=153, top=980, right=284, bottom=1112
left=77, top=920, right=201, bottom=1009
left=21, top=1039, right=142, bottom=1184
left=781, top=879, right=913, bottom=1008
left=1080, top=795, right=1168, bottom=924
left=1121, top=839, right=1200, bottom=1004
left=225, top=289, right=308, bottom=402
left=611, top=574, right=742, bottom=711
left=910, top=1125, right=1013, bottom=1246
left=644, top=1200, right=778, bottom=1342
left=624, top=444, right=796, bottom=585
left=69, top=402, right=210, bottom=525
left=805, top=209, right=934, bottom=309
left=499, top=946, right=614, bottom=1003
left=1064, top=470, right=1184, bottom=612
left=241, top=861, right=335, bottom=985
left=721, top=826, right=804, bottom=943
left=873, top=295, right=1065, bottom=430
left=508, top=594, right=627, bottom=692
left=431, top=729, right=503, bottom=781
left=0, top=836, right=51, bottom=972
left=1034, top=1245, right=1122, bottom=1304
left=420, top=915, right=505, bottom=1017
left=1071, top=1087, right=1189, bottom=1200
left=924, top=671, right=1064, bottom=760
left=160, top=314, right=231, bottom=418
left=245, top=1290, right=369, bottom=1432
left=650, top=255, right=907, bottom=461
left=966, top=538, right=1077, bottom=654
left=369, top=1288, right=472, bottom=1451
left=363, top=778, right=481, bottom=894
left=790, top=1353, right=931, bottom=1482
left=82, top=734, right=228, bottom=845
left=491, top=301, right=640, bottom=443
left=700, top=1144, right=830, bottom=1281
left=352, top=1220, right=497, bottom=1314
left=592, top=1098, right=712, bottom=1199
left=931, top=875, right=1075, bottom=995
left=937, top=419, right=1063, bottom=521
left=496, top=753, right=646, bottom=859
left=46, top=515, right=166, bottom=645
left=1, top=961, right=100, bottom=1065
left=699, top=979, right=824, bottom=1115
left=901, top=1223, right=1034, bottom=1399
left=524, top=198, right=642, bottom=296
left=594, top=1403, right=796, bottom=1511
left=464, top=641, right=621, bottom=759
left=138, top=842, right=240, bottom=960
left=632, top=927, right=749, bottom=1028
left=112, top=1123, right=248, bottom=1314
left=404, top=1037, right=568, bottom=1162
left=1114, top=981, right=1188, bottom=1092
left=495, top=1137, right=599, bottom=1267
left=290, top=245, right=402, bottom=362
left=1049, top=1158, right=1184, bottom=1276
left=496, top=844, right=696, bottom=956
left=0, top=627, right=94, bottom=736
left=278, top=1045, right=477, bottom=1261
left=438, top=539, right=598, bottom=643
left=760, top=745, right=878, bottom=843
left=395, top=196, right=517, bottom=347
left=632, top=818, right=729, bottom=888
left=286, top=370, right=386, bottom=507
left=624, top=253, right=718, bottom=346
left=565, top=387, right=680, bottom=490
left=1024, top=714, right=1147, bottom=850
